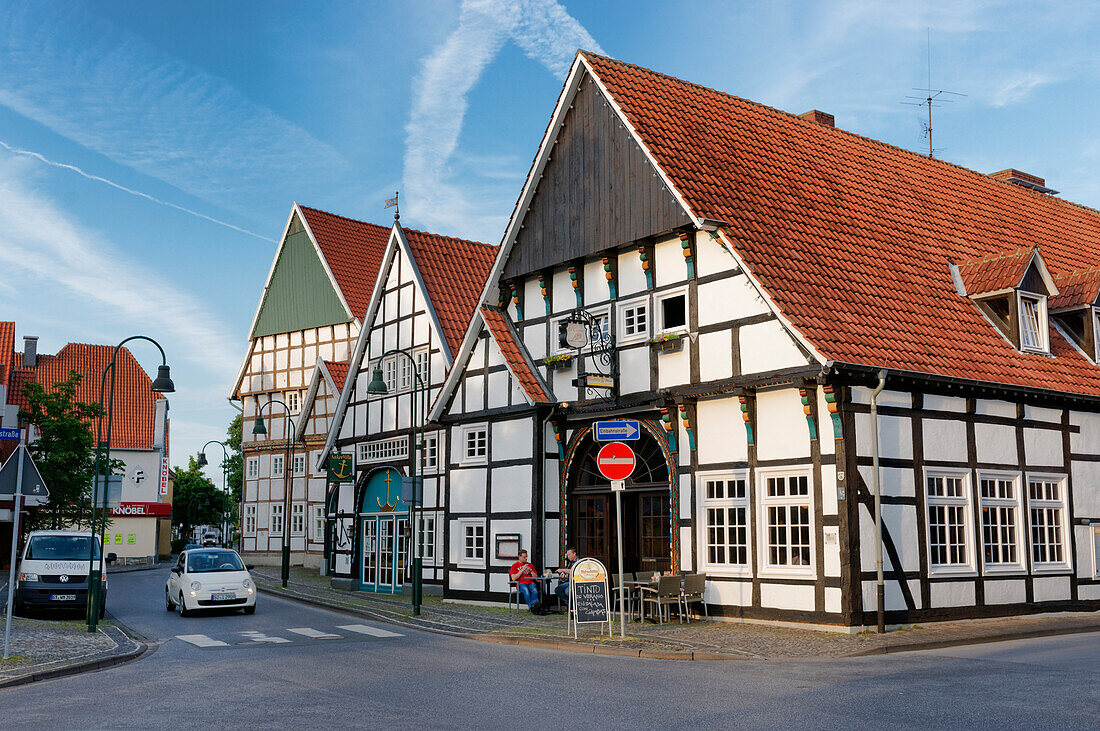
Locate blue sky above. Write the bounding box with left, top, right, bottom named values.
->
left=1, top=0, right=1098, bottom=479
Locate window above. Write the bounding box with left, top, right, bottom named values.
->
left=290, top=503, right=304, bottom=534
left=656, top=291, right=687, bottom=332
left=398, top=355, right=413, bottom=391
left=1028, top=476, right=1068, bottom=568
left=292, top=454, right=306, bottom=475
left=460, top=521, right=485, bottom=565
left=423, top=434, right=439, bottom=471
left=285, top=390, right=300, bottom=413
left=591, top=309, right=611, bottom=348
left=700, top=474, right=749, bottom=570
left=270, top=504, right=284, bottom=534
left=357, top=436, right=409, bottom=464
left=415, top=348, right=430, bottom=386
left=979, top=473, right=1022, bottom=569
left=271, top=455, right=284, bottom=478
left=1018, top=293, right=1047, bottom=352
left=760, top=471, right=812, bottom=571
left=618, top=299, right=649, bottom=342
left=246, top=457, right=259, bottom=479
left=462, top=425, right=488, bottom=464
left=383, top=357, right=397, bottom=392
left=926, top=472, right=972, bottom=571
left=1094, top=309, right=1100, bottom=363
left=244, top=505, right=256, bottom=534
left=419, top=516, right=436, bottom=562
left=313, top=505, right=325, bottom=541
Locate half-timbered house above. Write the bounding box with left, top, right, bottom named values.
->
left=428, top=51, right=1100, bottom=628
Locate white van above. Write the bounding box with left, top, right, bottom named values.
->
left=14, top=530, right=116, bottom=617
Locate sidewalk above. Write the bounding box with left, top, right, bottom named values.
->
left=254, top=567, right=1100, bottom=660
left=0, top=616, right=144, bottom=688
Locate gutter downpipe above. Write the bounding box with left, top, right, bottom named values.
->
left=870, top=369, right=888, bottom=634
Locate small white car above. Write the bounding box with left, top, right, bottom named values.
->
left=166, top=548, right=256, bottom=616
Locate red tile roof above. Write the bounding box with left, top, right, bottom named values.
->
left=581, top=52, right=1100, bottom=396
left=406, top=229, right=497, bottom=355
left=480, top=306, right=553, bottom=403
left=0, top=322, right=14, bottom=388
left=9, top=343, right=161, bottom=450
left=298, top=205, right=391, bottom=319
left=322, top=360, right=349, bottom=393
left=956, top=248, right=1036, bottom=297
left=1051, top=269, right=1100, bottom=311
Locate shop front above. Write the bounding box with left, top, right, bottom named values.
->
left=355, top=467, right=409, bottom=594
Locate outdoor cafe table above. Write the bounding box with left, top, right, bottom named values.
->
left=530, top=575, right=564, bottom=613
left=624, top=576, right=688, bottom=622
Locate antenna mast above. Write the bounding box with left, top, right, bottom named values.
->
left=901, top=30, right=966, bottom=158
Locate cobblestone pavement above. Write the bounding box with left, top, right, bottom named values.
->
left=0, top=616, right=133, bottom=683
left=254, top=567, right=1100, bottom=659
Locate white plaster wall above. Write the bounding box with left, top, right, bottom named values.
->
left=823, top=526, right=840, bottom=576
left=653, top=235, right=684, bottom=288
left=448, top=570, right=484, bottom=592
left=449, top=469, right=487, bottom=512
left=697, top=275, right=769, bottom=327
left=491, top=466, right=533, bottom=512
left=619, top=347, right=650, bottom=394
left=984, top=579, right=1026, bottom=605
left=486, top=337, right=505, bottom=368
left=922, top=419, right=967, bottom=463
left=924, top=394, right=967, bottom=413
left=1070, top=410, right=1100, bottom=454
left=552, top=367, right=577, bottom=402
left=850, top=388, right=909, bottom=407
left=524, top=277, right=543, bottom=317
left=1025, top=405, right=1062, bottom=423
left=739, top=320, right=806, bottom=374
left=656, top=346, right=690, bottom=388
left=492, top=418, right=532, bottom=461
left=755, top=388, right=810, bottom=461
left=617, top=249, right=647, bottom=296
left=760, top=582, right=815, bottom=610
left=522, top=324, right=546, bottom=361
left=544, top=460, right=560, bottom=513
left=488, top=518, right=531, bottom=566
left=1080, top=585, right=1100, bottom=601
left=862, top=579, right=917, bottom=612
left=855, top=413, right=912, bottom=460
left=694, top=231, right=737, bottom=278
left=704, top=579, right=751, bottom=606
left=858, top=465, right=915, bottom=499
left=974, top=423, right=1018, bottom=465
left=825, top=586, right=842, bottom=614
left=698, top=330, right=733, bottom=382
left=464, top=374, right=485, bottom=413
left=696, top=397, right=748, bottom=465
left=1033, top=575, right=1071, bottom=601
left=820, top=465, right=838, bottom=517
left=680, top=527, right=692, bottom=571
left=930, top=581, right=975, bottom=607
left=1023, top=428, right=1063, bottom=467
left=816, top=388, right=837, bottom=455
left=544, top=518, right=560, bottom=561
left=552, top=269, right=574, bottom=312
left=582, top=260, right=606, bottom=306
left=487, top=371, right=510, bottom=409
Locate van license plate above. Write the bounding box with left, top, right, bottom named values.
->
left=51, top=594, right=76, bottom=601
left=211, top=592, right=235, bottom=601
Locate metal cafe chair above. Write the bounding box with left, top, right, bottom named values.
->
left=640, top=575, right=683, bottom=625
left=612, top=573, right=634, bottom=618
left=680, top=573, right=708, bottom=622
left=507, top=580, right=521, bottom=611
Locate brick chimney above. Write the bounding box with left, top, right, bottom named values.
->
left=799, top=110, right=834, bottom=128
left=23, top=336, right=38, bottom=368
left=988, top=169, right=1057, bottom=194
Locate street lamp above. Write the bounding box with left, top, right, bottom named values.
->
left=197, top=440, right=230, bottom=547
left=366, top=351, right=425, bottom=616
left=87, top=336, right=174, bottom=632
left=252, top=399, right=302, bottom=588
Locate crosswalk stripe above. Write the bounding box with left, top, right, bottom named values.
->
left=176, top=634, right=228, bottom=647
left=337, top=624, right=403, bottom=638
left=287, top=627, right=341, bottom=639
left=239, top=630, right=291, bottom=644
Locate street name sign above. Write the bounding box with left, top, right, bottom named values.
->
left=593, top=420, right=640, bottom=442
left=0, top=428, right=22, bottom=442
left=596, top=442, right=636, bottom=481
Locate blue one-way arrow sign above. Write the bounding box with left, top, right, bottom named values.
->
left=594, top=420, right=640, bottom=442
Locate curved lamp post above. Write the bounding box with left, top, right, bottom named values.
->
left=197, top=440, right=230, bottom=546
left=87, top=336, right=174, bottom=632
left=252, top=399, right=303, bottom=588
left=366, top=349, right=425, bottom=616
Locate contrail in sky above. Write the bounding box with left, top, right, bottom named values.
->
left=0, top=139, right=274, bottom=243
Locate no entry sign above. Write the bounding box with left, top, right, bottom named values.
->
left=596, top=442, right=635, bottom=481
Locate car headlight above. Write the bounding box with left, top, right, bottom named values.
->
left=190, top=581, right=202, bottom=591
left=19, top=572, right=39, bottom=582
left=242, top=578, right=253, bottom=589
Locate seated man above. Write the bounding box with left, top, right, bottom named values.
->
left=509, top=550, right=540, bottom=612
left=553, top=546, right=579, bottom=605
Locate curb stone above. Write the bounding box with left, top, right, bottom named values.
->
left=849, top=619, right=1100, bottom=657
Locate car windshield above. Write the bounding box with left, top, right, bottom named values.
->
left=25, top=535, right=100, bottom=561
left=186, top=550, right=244, bottom=573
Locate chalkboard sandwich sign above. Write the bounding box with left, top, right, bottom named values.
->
left=569, top=557, right=611, bottom=638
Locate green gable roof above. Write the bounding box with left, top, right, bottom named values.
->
left=252, top=226, right=351, bottom=338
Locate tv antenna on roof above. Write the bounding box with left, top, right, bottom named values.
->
left=901, top=30, right=966, bottom=158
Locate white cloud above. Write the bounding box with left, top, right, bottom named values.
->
left=988, top=72, right=1052, bottom=107
left=402, top=0, right=603, bottom=241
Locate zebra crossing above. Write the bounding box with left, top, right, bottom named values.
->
left=175, top=623, right=403, bottom=648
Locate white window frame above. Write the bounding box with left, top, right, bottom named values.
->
left=587, top=307, right=611, bottom=351
left=398, top=355, right=414, bottom=391
left=458, top=519, right=486, bottom=568
left=419, top=514, right=437, bottom=564
left=1026, top=473, right=1071, bottom=572
left=414, top=347, right=430, bottom=387
left=292, top=454, right=306, bottom=476
left=357, top=436, right=410, bottom=464
left=1093, top=307, right=1100, bottom=363
left=270, top=504, right=284, bottom=534
left=312, top=505, right=325, bottom=541
left=977, top=470, right=1024, bottom=573
left=285, top=390, right=301, bottom=414
left=655, top=287, right=689, bottom=334
left=697, top=470, right=751, bottom=576
left=422, top=433, right=440, bottom=473
left=756, top=466, right=814, bottom=578
left=1091, top=523, right=1100, bottom=580
left=246, top=457, right=259, bottom=479
left=459, top=423, right=488, bottom=465
left=1017, top=291, right=1048, bottom=353
left=291, top=503, right=305, bottom=535
left=924, top=469, right=976, bottom=576
left=550, top=316, right=572, bottom=355
left=271, top=455, right=285, bottom=478
left=244, top=505, right=257, bottom=535
left=617, top=296, right=651, bottom=344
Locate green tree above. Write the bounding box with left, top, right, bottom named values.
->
left=172, top=456, right=229, bottom=539
left=226, top=413, right=242, bottom=505
left=19, top=370, right=123, bottom=531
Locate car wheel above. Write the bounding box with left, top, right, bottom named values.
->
left=243, top=604, right=256, bottom=615
left=177, top=592, right=190, bottom=617
left=165, top=588, right=174, bottom=612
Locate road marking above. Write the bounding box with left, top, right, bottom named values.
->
left=337, top=624, right=403, bottom=638
left=287, top=627, right=341, bottom=639
left=239, top=630, right=291, bottom=643
left=176, top=634, right=228, bottom=647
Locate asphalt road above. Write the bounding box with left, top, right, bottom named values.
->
left=2, top=568, right=1098, bottom=729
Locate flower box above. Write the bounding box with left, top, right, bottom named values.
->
left=650, top=334, right=684, bottom=354
left=544, top=355, right=573, bottom=371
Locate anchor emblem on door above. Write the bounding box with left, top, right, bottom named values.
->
left=377, top=469, right=399, bottom=512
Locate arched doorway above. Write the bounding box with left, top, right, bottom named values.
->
left=355, top=467, right=409, bottom=593
left=563, top=424, right=676, bottom=574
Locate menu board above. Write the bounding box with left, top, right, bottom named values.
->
left=570, top=557, right=610, bottom=628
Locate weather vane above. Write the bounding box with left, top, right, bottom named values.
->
left=385, top=191, right=399, bottom=221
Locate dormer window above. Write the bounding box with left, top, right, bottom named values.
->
left=1018, top=293, right=1047, bottom=352
left=1048, top=269, right=1100, bottom=364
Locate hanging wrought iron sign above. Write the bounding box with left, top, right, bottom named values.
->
left=558, top=308, right=616, bottom=402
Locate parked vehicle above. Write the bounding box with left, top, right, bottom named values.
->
left=14, top=530, right=116, bottom=616
left=166, top=548, right=256, bottom=616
